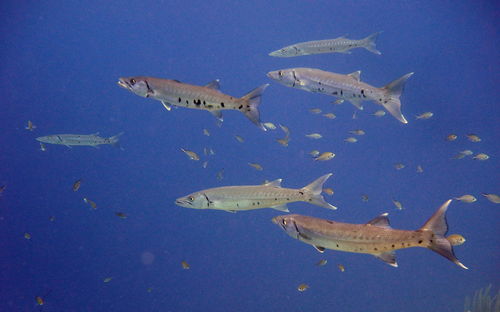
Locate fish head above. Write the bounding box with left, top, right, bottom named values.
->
left=36, top=136, right=56, bottom=144
left=267, top=69, right=298, bottom=87
left=118, top=77, right=151, bottom=98
left=272, top=215, right=300, bottom=238
left=269, top=47, right=293, bottom=57
left=175, top=192, right=210, bottom=209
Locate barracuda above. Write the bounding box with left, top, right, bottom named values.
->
left=267, top=67, right=413, bottom=123
left=118, top=76, right=268, bottom=130
left=36, top=132, right=123, bottom=148
left=175, top=173, right=337, bottom=213
left=272, top=199, right=467, bottom=269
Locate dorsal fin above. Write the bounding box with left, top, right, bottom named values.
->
left=366, top=213, right=391, bottom=229
left=205, top=79, right=220, bottom=90
left=347, top=71, right=361, bottom=82
left=264, top=178, right=282, bottom=187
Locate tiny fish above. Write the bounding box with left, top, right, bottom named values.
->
left=276, top=138, right=289, bottom=147
left=416, top=112, right=433, bottom=119
left=394, top=163, right=405, bottom=170
left=181, top=261, right=190, bottom=269
left=234, top=135, right=245, bottom=143
left=453, top=150, right=473, bottom=159
left=24, top=232, right=31, bottom=240
left=361, top=194, right=369, bottom=202
left=305, top=133, right=322, bottom=139
left=337, top=264, right=345, bottom=272
left=344, top=137, right=358, bottom=143
left=202, top=161, right=208, bottom=169
left=314, top=152, right=335, bottom=161
left=181, top=148, right=200, bottom=161
left=333, top=99, right=344, bottom=105
left=297, top=283, right=309, bottom=292
left=349, top=129, right=365, bottom=136
left=35, top=296, right=44, bottom=306
left=72, top=179, right=82, bottom=192
left=473, top=153, right=489, bottom=161
left=83, top=198, right=97, bottom=209
left=39, top=143, right=46, bottom=151
left=372, top=110, right=386, bottom=117
left=446, top=234, right=466, bottom=246
left=0, top=185, right=6, bottom=196
left=263, top=122, right=277, bottom=130
left=466, top=134, right=481, bottom=142
left=203, top=129, right=210, bottom=136
left=454, top=195, right=477, bottom=203
left=309, top=108, right=322, bottom=114
left=216, top=169, right=224, bottom=181
left=103, top=277, right=113, bottom=283
left=248, top=163, right=263, bottom=171
left=25, top=120, right=37, bottom=131
left=352, top=111, right=358, bottom=119
left=481, top=193, right=500, bottom=204
left=316, top=259, right=327, bottom=266
left=416, top=165, right=424, bottom=173
left=309, top=150, right=320, bottom=157
left=115, top=212, right=128, bottom=219
left=446, top=134, right=457, bottom=141
left=323, top=188, right=334, bottom=195
left=392, top=199, right=403, bottom=210
left=322, top=113, right=336, bottom=119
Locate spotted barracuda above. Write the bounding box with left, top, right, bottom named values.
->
left=269, top=32, right=382, bottom=57
left=118, top=76, right=269, bottom=130
left=272, top=199, right=467, bottom=269
left=175, top=173, right=337, bottom=212
left=36, top=132, right=123, bottom=148
left=267, top=68, right=413, bottom=123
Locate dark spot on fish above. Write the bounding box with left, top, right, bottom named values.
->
left=333, top=91, right=338, bottom=95
left=401, top=243, right=405, bottom=246
left=238, top=105, right=243, bottom=110
left=336, top=244, right=339, bottom=247
left=384, top=100, right=388, bottom=104
left=392, top=244, right=395, bottom=248
left=203, top=100, right=206, bottom=105
left=298, top=191, right=304, bottom=195
left=326, top=220, right=333, bottom=224
left=173, top=79, right=181, bottom=83
left=252, top=202, right=255, bottom=206
left=379, top=98, right=382, bottom=102
left=275, top=198, right=277, bottom=200
left=207, top=104, right=213, bottom=109
left=418, top=240, right=423, bottom=244
left=186, top=100, right=189, bottom=104
left=257, top=202, right=260, bottom=205
left=178, top=97, right=181, bottom=103
left=430, top=240, right=433, bottom=243
left=340, top=90, right=343, bottom=96
left=220, top=102, right=225, bottom=107
left=374, top=248, right=378, bottom=251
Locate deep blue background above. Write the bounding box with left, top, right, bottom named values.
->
left=1, top=1, right=498, bottom=311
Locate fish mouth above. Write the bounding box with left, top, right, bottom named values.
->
left=175, top=199, right=191, bottom=207
left=117, top=78, right=130, bottom=90
left=271, top=216, right=279, bottom=224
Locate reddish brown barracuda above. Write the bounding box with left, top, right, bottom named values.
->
left=272, top=199, right=467, bottom=269
left=118, top=76, right=269, bottom=130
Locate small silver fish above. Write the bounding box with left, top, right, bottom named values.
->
left=416, top=165, right=424, bottom=173
left=322, top=113, right=336, bottom=119
left=416, top=112, right=433, bottom=119
left=314, top=152, right=335, bottom=161
left=181, top=148, right=200, bottom=161
left=372, top=110, right=386, bottom=117
left=309, top=108, right=322, bottom=114
left=305, top=133, right=322, bottom=139
left=25, top=120, right=36, bottom=131
left=349, top=129, right=366, bottom=136
left=394, top=163, right=405, bottom=170
left=248, top=163, right=263, bottom=171
left=309, top=150, right=320, bottom=157
left=466, top=134, right=481, bottom=142
left=263, top=122, right=277, bottom=130
left=454, top=195, right=477, bottom=203
left=481, top=193, right=500, bottom=204
left=473, top=153, right=489, bottom=161
left=392, top=199, right=403, bottom=210
left=234, top=135, right=245, bottom=143
left=39, top=143, right=46, bottom=152
left=203, top=129, right=210, bottom=136
left=344, top=137, right=358, bottom=143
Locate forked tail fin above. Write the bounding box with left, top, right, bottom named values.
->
left=109, top=132, right=124, bottom=149
left=241, top=84, right=269, bottom=131
left=301, top=173, right=337, bottom=210
left=362, top=32, right=382, bottom=55
left=380, top=72, right=414, bottom=124
left=419, top=199, right=468, bottom=269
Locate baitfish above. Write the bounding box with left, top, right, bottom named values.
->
left=175, top=173, right=337, bottom=213
left=118, top=76, right=269, bottom=130
left=36, top=132, right=123, bottom=148
left=272, top=199, right=467, bottom=269
left=267, top=68, right=413, bottom=123
left=269, top=32, right=382, bottom=57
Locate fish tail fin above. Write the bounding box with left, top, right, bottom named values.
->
left=302, top=173, right=337, bottom=210
left=241, top=84, right=269, bottom=131
left=419, top=199, right=468, bottom=269
left=380, top=72, right=414, bottom=124
left=362, top=32, right=382, bottom=55
left=109, top=132, right=124, bottom=149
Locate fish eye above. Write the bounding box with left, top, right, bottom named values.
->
left=130, top=78, right=136, bottom=85
left=282, top=219, right=287, bottom=226
left=278, top=71, right=283, bottom=77
left=188, top=196, right=194, bottom=201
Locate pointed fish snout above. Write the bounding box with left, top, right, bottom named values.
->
left=117, top=78, right=129, bottom=89
left=272, top=216, right=279, bottom=224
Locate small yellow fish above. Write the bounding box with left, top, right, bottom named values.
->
left=316, top=259, right=327, bottom=266
left=482, top=193, right=500, bottom=204
left=446, top=134, right=457, bottom=141
left=466, top=134, right=481, bottom=142
left=248, top=163, right=263, bottom=171
left=181, top=148, right=200, bottom=161
left=344, top=137, right=358, bottom=143
left=446, top=234, right=466, bottom=246
left=297, top=283, right=309, bottom=292
left=72, top=179, right=82, bottom=192
left=305, top=133, right=322, bottom=139
left=314, top=152, right=335, bottom=161
left=416, top=165, right=424, bottom=173
left=322, top=113, right=336, bottom=119
left=234, top=135, right=245, bottom=143
left=322, top=188, right=334, bottom=195
left=203, top=129, right=210, bottom=136
left=115, top=212, right=128, bottom=219
left=263, top=122, right=277, bottom=130
left=83, top=198, right=97, bottom=209
left=309, top=150, right=320, bottom=157
left=372, top=110, right=386, bottom=117
left=309, top=108, right=322, bottom=114
left=24, top=232, right=31, bottom=240
left=349, top=129, right=365, bottom=136
left=473, top=153, right=489, bottom=161
left=103, top=277, right=113, bottom=283
left=454, top=195, right=477, bottom=203
left=361, top=194, right=369, bottom=202
left=333, top=99, right=344, bottom=105
left=276, top=138, right=289, bottom=147
left=181, top=260, right=190, bottom=269
left=392, top=199, right=403, bottom=210
left=337, top=264, right=345, bottom=272
left=39, top=143, right=47, bottom=151
left=35, top=296, right=44, bottom=306
left=25, top=120, right=37, bottom=131
left=416, top=112, right=433, bottom=119
left=394, top=163, right=405, bottom=170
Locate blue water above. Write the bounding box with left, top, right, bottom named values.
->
left=1, top=1, right=499, bottom=311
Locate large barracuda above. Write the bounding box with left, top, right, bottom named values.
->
left=267, top=68, right=413, bottom=123
left=269, top=32, right=382, bottom=57
left=272, top=199, right=467, bottom=269
left=175, top=173, right=337, bottom=212
left=36, top=132, right=123, bottom=148
left=118, top=76, right=269, bottom=130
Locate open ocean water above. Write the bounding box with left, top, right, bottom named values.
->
left=1, top=1, right=499, bottom=311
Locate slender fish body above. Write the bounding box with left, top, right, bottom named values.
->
left=175, top=173, right=337, bottom=212
left=267, top=68, right=413, bottom=123
left=272, top=200, right=467, bottom=269
left=269, top=32, right=382, bottom=57
left=118, top=76, right=268, bottom=130
left=36, top=133, right=123, bottom=148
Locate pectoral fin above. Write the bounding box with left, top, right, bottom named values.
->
left=210, top=110, right=223, bottom=124
left=161, top=101, right=172, bottom=111
left=348, top=98, right=363, bottom=110
left=373, top=251, right=398, bottom=267
left=270, top=204, right=289, bottom=212
left=224, top=210, right=236, bottom=213
left=313, top=245, right=325, bottom=253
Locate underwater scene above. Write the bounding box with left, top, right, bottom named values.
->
left=1, top=1, right=499, bottom=311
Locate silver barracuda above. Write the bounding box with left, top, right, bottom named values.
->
left=175, top=173, right=337, bottom=212
left=269, top=32, right=382, bottom=57
left=118, top=76, right=269, bottom=130
left=272, top=199, right=467, bottom=269
left=267, top=68, right=413, bottom=123
left=36, top=132, right=123, bottom=148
